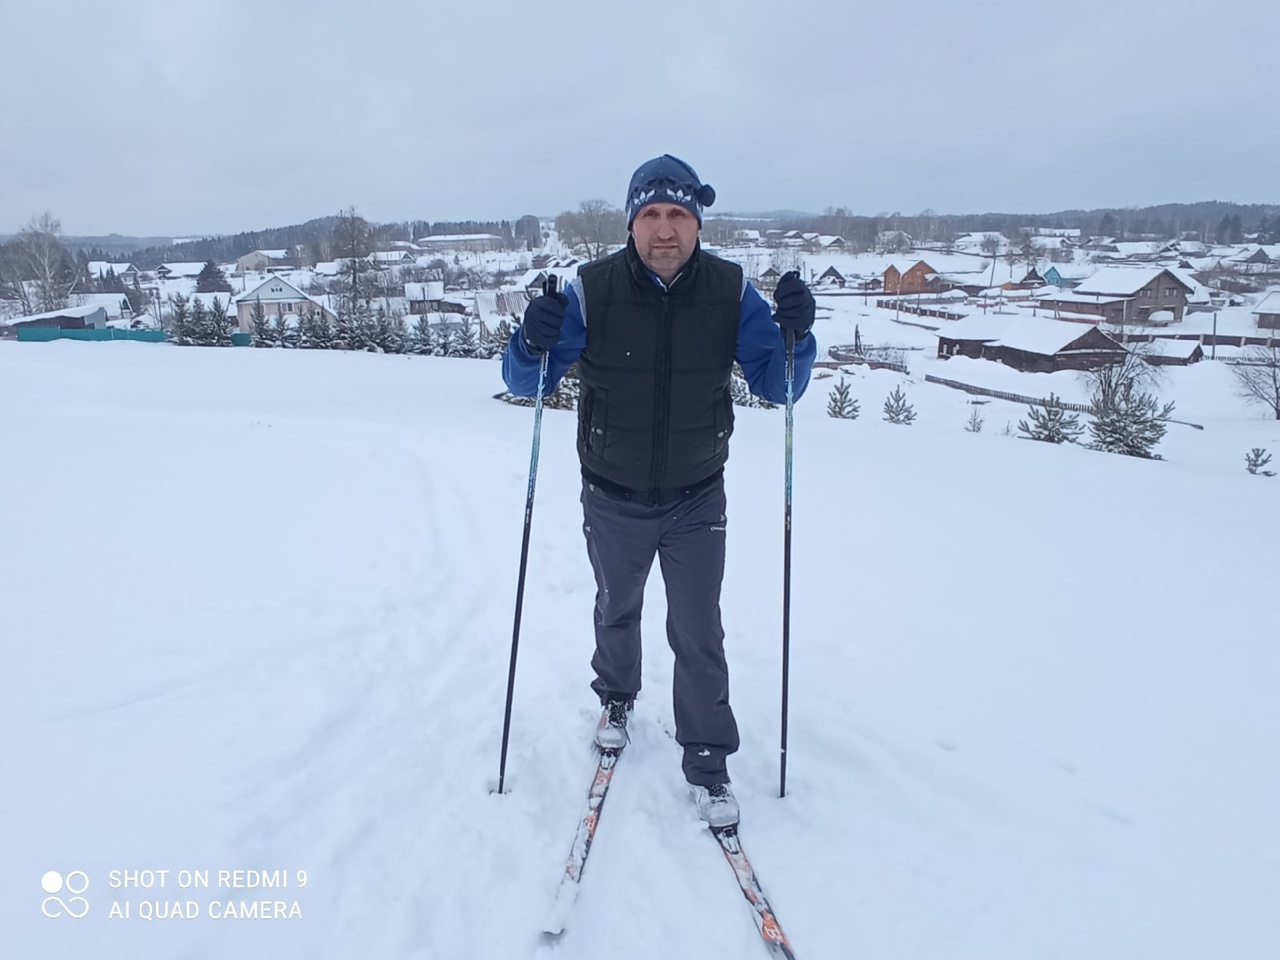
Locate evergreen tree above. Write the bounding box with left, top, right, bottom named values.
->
left=883, top=385, right=916, bottom=424
left=196, top=260, right=232, bottom=293
left=189, top=297, right=211, bottom=346
left=386, top=313, right=408, bottom=354
left=729, top=363, right=776, bottom=409
left=1259, top=215, right=1273, bottom=244
left=1216, top=214, right=1232, bottom=244
left=826, top=378, right=859, bottom=419
left=1229, top=214, right=1244, bottom=244
left=546, top=361, right=581, bottom=410
left=354, top=300, right=377, bottom=351
left=1018, top=394, right=1083, bottom=443
left=1245, top=448, right=1275, bottom=476
left=434, top=327, right=456, bottom=358
left=208, top=297, right=232, bottom=347
left=1087, top=382, right=1174, bottom=459
left=455, top=318, right=480, bottom=358
left=409, top=315, right=433, bottom=355
left=1099, top=211, right=1117, bottom=237
left=169, top=293, right=191, bottom=345
left=489, top=319, right=515, bottom=358
left=251, top=298, right=272, bottom=347
left=373, top=306, right=394, bottom=353
left=269, top=308, right=294, bottom=348
left=333, top=307, right=358, bottom=351
left=965, top=406, right=985, bottom=433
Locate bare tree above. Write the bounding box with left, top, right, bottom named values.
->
left=9, top=213, right=79, bottom=312
left=330, top=207, right=373, bottom=313
left=1232, top=344, right=1280, bottom=419
left=556, top=200, right=626, bottom=260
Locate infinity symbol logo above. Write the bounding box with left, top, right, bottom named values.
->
left=41, top=871, right=90, bottom=919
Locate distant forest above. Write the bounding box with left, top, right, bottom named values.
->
left=57, top=217, right=534, bottom=269
left=701, top=200, right=1280, bottom=249
left=30, top=199, right=1280, bottom=265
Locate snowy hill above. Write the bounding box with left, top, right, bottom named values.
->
left=2, top=340, right=1277, bottom=959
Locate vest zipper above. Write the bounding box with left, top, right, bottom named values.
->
left=649, top=291, right=674, bottom=504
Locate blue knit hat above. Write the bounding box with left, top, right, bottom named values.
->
left=625, top=154, right=716, bottom=229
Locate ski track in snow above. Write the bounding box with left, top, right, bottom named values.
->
left=2, top=342, right=1277, bottom=960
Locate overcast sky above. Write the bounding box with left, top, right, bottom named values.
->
left=2, top=0, right=1276, bottom=237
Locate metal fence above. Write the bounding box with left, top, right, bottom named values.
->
left=17, top=327, right=166, bottom=343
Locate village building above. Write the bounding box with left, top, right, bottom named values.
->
left=883, top=260, right=939, bottom=295
left=936, top=315, right=1125, bottom=373
left=405, top=281, right=447, bottom=315
left=0, top=304, right=108, bottom=339
left=155, top=262, right=208, bottom=280
left=815, top=266, right=846, bottom=288
left=1141, top=338, right=1205, bottom=366
left=236, top=250, right=291, bottom=274
left=1038, top=267, right=1194, bottom=324
left=233, top=277, right=335, bottom=332
left=1252, top=291, right=1280, bottom=330
left=414, top=234, right=504, bottom=254
left=86, top=261, right=141, bottom=287
left=1042, top=265, right=1097, bottom=288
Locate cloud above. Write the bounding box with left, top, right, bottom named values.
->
left=1, top=0, right=1275, bottom=235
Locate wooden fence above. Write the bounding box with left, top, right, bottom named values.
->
left=876, top=299, right=966, bottom=321
left=922, top=374, right=1204, bottom=429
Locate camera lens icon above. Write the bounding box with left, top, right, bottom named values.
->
left=42, top=871, right=90, bottom=919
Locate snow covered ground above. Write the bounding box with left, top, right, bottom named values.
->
left=2, top=337, right=1278, bottom=959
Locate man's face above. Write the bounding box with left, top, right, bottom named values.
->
left=631, top=203, right=699, bottom=282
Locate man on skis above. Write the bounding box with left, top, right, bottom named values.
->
left=502, top=154, right=817, bottom=827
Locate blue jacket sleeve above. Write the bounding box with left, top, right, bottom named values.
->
left=735, top=282, right=818, bottom=404
left=501, top=286, right=587, bottom=397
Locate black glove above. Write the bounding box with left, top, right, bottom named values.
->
left=520, top=290, right=568, bottom=354
left=773, top=270, right=815, bottom=339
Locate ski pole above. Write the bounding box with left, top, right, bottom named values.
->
left=780, top=327, right=795, bottom=799
left=497, top=275, right=557, bottom=795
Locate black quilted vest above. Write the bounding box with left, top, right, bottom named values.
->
left=575, top=240, right=742, bottom=502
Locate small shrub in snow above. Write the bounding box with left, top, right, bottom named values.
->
left=1088, top=382, right=1174, bottom=460
left=1245, top=448, right=1275, bottom=476
left=827, top=378, right=859, bottom=419
left=1018, top=394, right=1083, bottom=444
left=883, top=386, right=916, bottom=425
left=965, top=407, right=985, bottom=433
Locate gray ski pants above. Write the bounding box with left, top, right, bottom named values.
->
left=581, top=473, right=740, bottom=786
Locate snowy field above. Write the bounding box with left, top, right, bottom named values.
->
left=2, top=336, right=1278, bottom=960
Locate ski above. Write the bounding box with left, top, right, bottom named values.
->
left=542, top=746, right=621, bottom=938
left=711, top=824, right=797, bottom=959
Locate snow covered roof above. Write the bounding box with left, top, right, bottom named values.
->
left=236, top=276, right=311, bottom=304
left=1253, top=292, right=1280, bottom=315
left=1039, top=289, right=1127, bottom=305
left=72, top=293, right=133, bottom=317
left=87, top=261, right=136, bottom=276
left=1141, top=338, right=1201, bottom=358
left=415, top=234, right=503, bottom=243
left=1, top=304, right=105, bottom=326
left=938, top=314, right=1110, bottom=355
left=159, top=262, right=208, bottom=277
left=1045, top=265, right=1096, bottom=280
left=1074, top=267, right=1188, bottom=297
left=405, top=281, right=445, bottom=301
